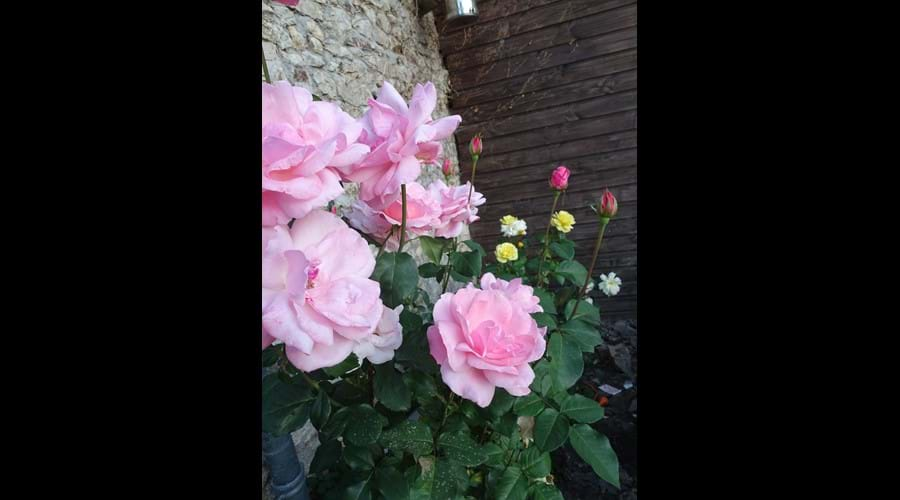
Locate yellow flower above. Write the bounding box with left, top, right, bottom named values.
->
left=517, top=241, right=524, bottom=248
left=499, top=215, right=518, bottom=226
left=495, top=242, right=519, bottom=263
left=550, top=210, right=576, bottom=233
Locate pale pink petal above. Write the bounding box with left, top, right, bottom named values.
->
left=262, top=293, right=314, bottom=354
left=285, top=335, right=355, bottom=372
left=376, top=81, right=409, bottom=113
left=441, top=363, right=496, bottom=408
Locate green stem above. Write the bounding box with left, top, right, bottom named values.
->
left=571, top=218, right=608, bottom=319
left=441, top=239, right=455, bottom=293
left=262, top=44, right=271, bottom=83
left=299, top=370, right=320, bottom=390
left=398, top=184, right=408, bottom=252
left=536, top=191, right=562, bottom=286
left=466, top=156, right=479, bottom=205
left=376, top=226, right=394, bottom=259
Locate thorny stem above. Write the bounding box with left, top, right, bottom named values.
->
left=398, top=184, right=408, bottom=252
left=466, top=156, right=479, bottom=205
left=376, top=226, right=394, bottom=259
left=571, top=218, right=608, bottom=318
left=536, top=191, right=562, bottom=286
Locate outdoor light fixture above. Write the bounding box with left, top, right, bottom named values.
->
left=445, top=0, right=478, bottom=22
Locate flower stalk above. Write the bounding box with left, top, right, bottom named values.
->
left=571, top=217, right=609, bottom=318
left=398, top=184, right=408, bottom=252
left=536, top=191, right=562, bottom=285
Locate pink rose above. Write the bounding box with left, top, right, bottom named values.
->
left=346, top=181, right=441, bottom=250
left=262, top=210, right=383, bottom=371
left=353, top=305, right=404, bottom=365
left=262, top=81, right=369, bottom=226
left=341, top=81, right=461, bottom=208
left=427, top=273, right=547, bottom=407
left=549, top=165, right=570, bottom=191
left=428, top=180, right=485, bottom=238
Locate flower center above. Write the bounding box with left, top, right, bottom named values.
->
left=306, top=263, right=320, bottom=289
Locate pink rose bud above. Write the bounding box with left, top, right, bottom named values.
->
left=469, top=135, right=483, bottom=157
left=442, top=158, right=452, bottom=176
left=549, top=166, right=570, bottom=190
left=599, top=189, right=618, bottom=218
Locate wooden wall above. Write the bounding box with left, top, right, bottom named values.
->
left=436, top=0, right=637, bottom=319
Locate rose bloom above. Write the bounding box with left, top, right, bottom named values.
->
left=499, top=215, right=527, bottom=237
left=262, top=210, right=383, bottom=371
left=346, top=181, right=441, bottom=250
left=427, top=273, right=547, bottom=407
left=550, top=210, right=575, bottom=233
left=342, top=81, right=462, bottom=208
left=262, top=81, right=369, bottom=226
left=353, top=305, right=404, bottom=364
left=495, top=242, right=518, bottom=263
left=428, top=180, right=485, bottom=238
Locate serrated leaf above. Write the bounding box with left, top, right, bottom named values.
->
left=564, top=299, right=601, bottom=325
left=311, top=389, right=331, bottom=429
left=379, top=421, right=434, bottom=457
left=432, top=457, right=468, bottom=499
left=374, top=362, right=412, bottom=411
left=438, top=431, right=487, bottom=466
left=531, top=483, right=564, bottom=500
left=323, top=353, right=361, bottom=378
left=418, top=236, right=449, bottom=264
left=262, top=373, right=315, bottom=436
left=555, top=260, right=587, bottom=286
left=490, top=466, right=527, bottom=500
left=569, top=424, right=621, bottom=488
left=534, top=408, right=569, bottom=452
left=345, top=405, right=388, bottom=446
left=549, top=240, right=575, bottom=260
left=548, top=333, right=583, bottom=391
left=532, top=287, right=557, bottom=315
left=560, top=319, right=603, bottom=352
left=487, top=388, right=515, bottom=418
left=310, top=439, right=342, bottom=474
left=483, top=442, right=506, bottom=467
left=372, top=252, right=418, bottom=308
left=450, top=250, right=482, bottom=279
left=320, top=406, right=351, bottom=441
left=519, top=447, right=551, bottom=479
left=418, top=262, right=442, bottom=278
left=560, top=393, right=606, bottom=423
left=513, top=393, right=544, bottom=416
left=531, top=312, right=557, bottom=330
left=343, top=444, right=375, bottom=470
left=462, top=240, right=486, bottom=256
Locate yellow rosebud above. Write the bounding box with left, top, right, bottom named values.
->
left=517, top=241, right=524, bottom=248
left=499, top=215, right=518, bottom=226
left=550, top=210, right=576, bottom=233
left=495, top=242, right=519, bottom=263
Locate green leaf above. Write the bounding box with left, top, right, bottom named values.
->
left=403, top=370, right=438, bottom=404
left=569, top=424, right=621, bottom=488
left=320, top=406, right=351, bottom=441
left=437, top=431, right=487, bottom=466
left=379, top=421, right=434, bottom=457
left=311, top=390, right=332, bottom=430
left=310, top=439, right=342, bottom=474
left=531, top=361, right=552, bottom=396
left=487, top=388, right=516, bottom=418
left=555, top=260, right=587, bottom=286
left=483, top=442, right=506, bottom=467
left=395, top=328, right=438, bottom=374
left=534, top=408, right=569, bottom=452
left=513, top=393, right=544, bottom=416
left=549, top=240, right=575, bottom=260
left=343, top=444, right=375, bottom=470
left=432, top=457, right=468, bottom=499
left=519, top=446, right=551, bottom=479
left=374, top=466, right=409, bottom=500
left=418, top=262, right=442, bottom=278
left=345, top=405, right=388, bottom=446
left=548, top=333, right=583, bottom=391
left=531, top=312, right=557, bottom=330
left=560, top=393, right=606, bottom=423
left=490, top=466, right=527, bottom=500
left=564, top=299, right=601, bottom=325
left=450, top=250, right=482, bottom=278
left=418, top=236, right=449, bottom=264
left=374, top=362, right=412, bottom=411
left=560, top=320, right=603, bottom=352
left=531, top=483, right=564, bottom=500
left=262, top=373, right=315, bottom=436
left=462, top=240, right=486, bottom=256
left=323, top=353, right=361, bottom=378
left=372, top=252, right=419, bottom=307
left=262, top=343, right=283, bottom=367
left=335, top=470, right=375, bottom=500
left=532, top=287, right=557, bottom=315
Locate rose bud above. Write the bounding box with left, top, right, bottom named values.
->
left=599, top=189, right=618, bottom=219
left=442, top=157, right=452, bottom=176
left=549, top=165, right=570, bottom=190
left=469, top=135, right=483, bottom=157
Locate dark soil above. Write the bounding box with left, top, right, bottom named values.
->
left=552, top=319, right=637, bottom=500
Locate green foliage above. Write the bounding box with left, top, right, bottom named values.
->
left=372, top=252, right=419, bottom=307
left=534, top=408, right=570, bottom=452
left=262, top=373, right=315, bottom=436
left=569, top=424, right=621, bottom=488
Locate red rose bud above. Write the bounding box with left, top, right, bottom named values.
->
left=442, top=158, right=452, bottom=176
left=549, top=165, right=570, bottom=190
left=469, top=135, right=483, bottom=157
left=598, top=396, right=609, bottom=407
left=599, top=189, right=618, bottom=218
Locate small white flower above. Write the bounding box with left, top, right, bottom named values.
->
left=500, top=217, right=527, bottom=237
left=598, top=272, right=622, bottom=296
left=585, top=280, right=595, bottom=292
left=585, top=297, right=593, bottom=304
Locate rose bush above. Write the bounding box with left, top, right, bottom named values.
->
left=261, top=80, right=625, bottom=499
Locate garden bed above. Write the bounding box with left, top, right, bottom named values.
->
left=553, top=319, right=637, bottom=500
